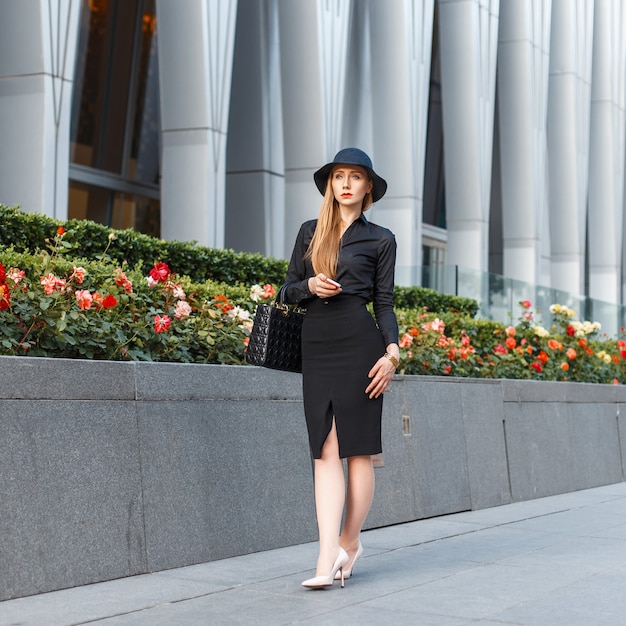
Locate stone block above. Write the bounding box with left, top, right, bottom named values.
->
left=401, top=378, right=472, bottom=518
left=135, top=362, right=303, bottom=401
left=567, top=403, right=622, bottom=489
left=501, top=378, right=567, bottom=403
left=0, top=399, right=145, bottom=601
left=0, top=355, right=136, bottom=400
left=619, top=406, right=626, bottom=478
left=366, top=378, right=419, bottom=528
left=565, top=381, right=618, bottom=404
left=138, top=397, right=316, bottom=571
left=504, top=402, right=577, bottom=501
left=460, top=381, right=512, bottom=509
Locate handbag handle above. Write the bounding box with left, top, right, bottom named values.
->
left=276, top=283, right=289, bottom=306
left=275, top=283, right=306, bottom=315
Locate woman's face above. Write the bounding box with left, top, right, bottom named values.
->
left=330, top=165, right=373, bottom=210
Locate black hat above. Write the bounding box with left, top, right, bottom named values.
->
left=313, top=147, right=388, bottom=202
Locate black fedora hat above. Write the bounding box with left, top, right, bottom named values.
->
left=313, top=147, right=387, bottom=202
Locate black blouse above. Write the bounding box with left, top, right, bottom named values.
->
left=283, top=213, right=399, bottom=347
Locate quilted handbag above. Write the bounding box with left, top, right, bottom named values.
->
left=245, top=285, right=305, bottom=373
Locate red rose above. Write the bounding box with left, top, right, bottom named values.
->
left=154, top=314, right=172, bottom=333
left=149, top=262, right=171, bottom=283
left=102, top=294, right=117, bottom=309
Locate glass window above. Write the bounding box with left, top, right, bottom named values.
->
left=69, top=180, right=160, bottom=237
left=69, top=0, right=160, bottom=235
left=423, top=4, right=446, bottom=230
left=129, top=5, right=160, bottom=185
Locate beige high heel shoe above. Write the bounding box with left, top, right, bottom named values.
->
left=301, top=548, right=349, bottom=589
left=335, top=541, right=363, bottom=580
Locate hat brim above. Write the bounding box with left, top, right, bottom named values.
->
left=313, top=163, right=387, bottom=202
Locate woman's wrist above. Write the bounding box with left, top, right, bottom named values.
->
left=384, top=352, right=399, bottom=369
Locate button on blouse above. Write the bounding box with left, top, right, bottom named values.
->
left=283, top=213, right=399, bottom=347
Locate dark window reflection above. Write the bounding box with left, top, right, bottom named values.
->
left=69, top=0, right=160, bottom=235
left=130, top=8, right=160, bottom=185
left=423, top=4, right=446, bottom=230
left=69, top=181, right=160, bottom=238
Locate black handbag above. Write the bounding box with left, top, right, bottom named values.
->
left=245, top=285, right=305, bottom=373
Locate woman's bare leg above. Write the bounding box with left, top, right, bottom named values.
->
left=339, top=455, right=374, bottom=566
left=313, top=419, right=345, bottom=575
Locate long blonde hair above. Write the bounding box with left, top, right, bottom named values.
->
left=306, top=170, right=374, bottom=278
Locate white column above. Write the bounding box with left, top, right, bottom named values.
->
left=497, top=1, right=551, bottom=285
left=278, top=0, right=339, bottom=251
left=368, top=0, right=435, bottom=281
left=317, top=0, right=352, bottom=153
left=547, top=0, right=594, bottom=296
left=0, top=0, right=80, bottom=218
left=225, top=0, right=285, bottom=258
left=587, top=0, right=626, bottom=303
left=156, top=0, right=237, bottom=247
left=438, top=0, right=500, bottom=272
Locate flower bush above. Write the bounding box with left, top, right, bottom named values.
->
left=0, top=230, right=273, bottom=363
left=396, top=300, right=625, bottom=384
left=2, top=215, right=626, bottom=384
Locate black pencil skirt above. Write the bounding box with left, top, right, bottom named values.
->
left=302, top=294, right=386, bottom=459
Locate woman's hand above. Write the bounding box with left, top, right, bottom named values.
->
left=365, top=344, right=399, bottom=399
left=308, top=273, right=342, bottom=298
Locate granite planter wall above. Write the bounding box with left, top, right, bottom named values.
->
left=1, top=355, right=624, bottom=600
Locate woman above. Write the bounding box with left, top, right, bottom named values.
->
left=283, top=147, right=399, bottom=589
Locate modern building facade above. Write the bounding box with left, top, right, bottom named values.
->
left=1, top=1, right=626, bottom=326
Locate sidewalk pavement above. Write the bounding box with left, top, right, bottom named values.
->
left=2, top=483, right=626, bottom=626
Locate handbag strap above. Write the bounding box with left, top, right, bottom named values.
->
left=276, top=283, right=289, bottom=306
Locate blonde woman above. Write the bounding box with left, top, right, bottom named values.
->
left=283, top=148, right=399, bottom=588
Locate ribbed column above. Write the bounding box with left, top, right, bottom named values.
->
left=278, top=1, right=335, bottom=250
left=368, top=0, right=434, bottom=279
left=225, top=0, right=285, bottom=258
left=497, top=1, right=551, bottom=285
left=156, top=0, right=238, bottom=247
left=317, top=0, right=351, bottom=154
left=547, top=0, right=594, bottom=296
left=587, top=0, right=626, bottom=303
left=438, top=0, right=500, bottom=272
left=0, top=0, right=80, bottom=218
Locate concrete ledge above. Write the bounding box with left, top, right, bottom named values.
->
left=0, top=355, right=137, bottom=400
left=1, top=356, right=624, bottom=600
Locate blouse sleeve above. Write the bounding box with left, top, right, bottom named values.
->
left=373, top=232, right=399, bottom=347
left=282, top=221, right=314, bottom=304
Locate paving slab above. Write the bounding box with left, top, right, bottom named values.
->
left=2, top=483, right=626, bottom=626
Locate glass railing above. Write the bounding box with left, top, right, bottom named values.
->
left=396, top=265, right=624, bottom=339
